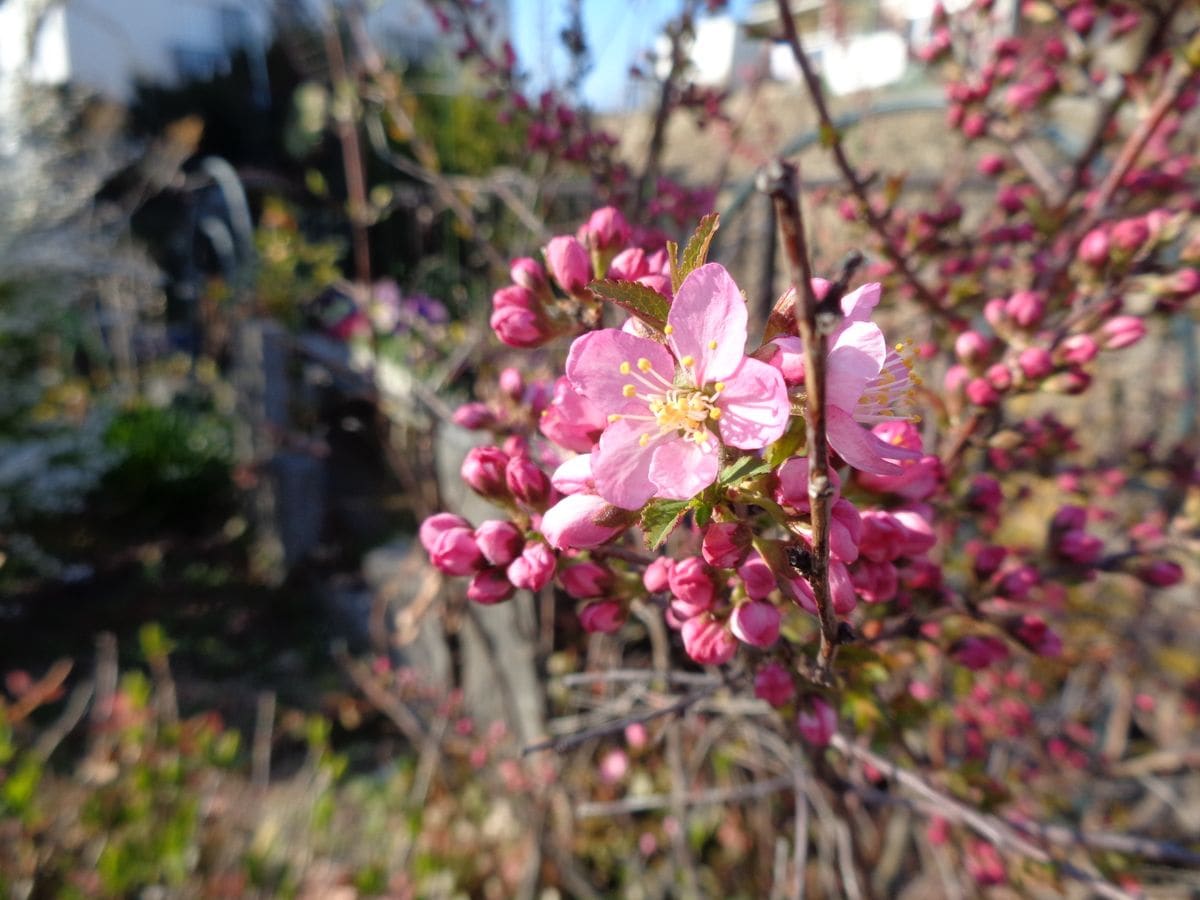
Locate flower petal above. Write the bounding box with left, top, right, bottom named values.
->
left=841, top=282, right=881, bottom=321
left=826, top=320, right=887, bottom=411
left=593, top=416, right=661, bottom=509
left=566, top=329, right=673, bottom=413
left=827, top=406, right=919, bottom=475
left=648, top=437, right=720, bottom=501
left=716, top=357, right=790, bottom=449
left=667, top=263, right=747, bottom=385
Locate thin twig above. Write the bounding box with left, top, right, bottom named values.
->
left=576, top=773, right=792, bottom=818
left=252, top=690, right=275, bottom=790
left=772, top=0, right=954, bottom=325
left=760, top=158, right=839, bottom=680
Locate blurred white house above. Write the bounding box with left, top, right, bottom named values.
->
left=0, top=0, right=496, bottom=103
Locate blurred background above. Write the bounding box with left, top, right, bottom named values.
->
left=1, top=0, right=1197, bottom=897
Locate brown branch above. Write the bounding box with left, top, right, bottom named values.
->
left=760, top=158, right=839, bottom=680
left=576, top=773, right=792, bottom=818
left=829, top=734, right=1138, bottom=900
left=773, top=0, right=956, bottom=326
left=323, top=20, right=372, bottom=283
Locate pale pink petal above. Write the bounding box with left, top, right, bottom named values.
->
left=648, top=437, right=720, bottom=500
left=667, top=263, right=747, bottom=385
left=551, top=454, right=594, bottom=494
left=827, top=406, right=917, bottom=476
left=841, top=283, right=882, bottom=321
left=716, top=357, right=791, bottom=449
left=593, top=417, right=662, bottom=509
left=826, top=321, right=887, bottom=411
left=566, top=329, right=673, bottom=413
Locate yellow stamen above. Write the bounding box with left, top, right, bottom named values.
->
left=664, top=324, right=674, bottom=334
left=713, top=381, right=725, bottom=393
left=639, top=433, right=651, bottom=446
left=637, top=358, right=652, bottom=372
left=607, top=413, right=622, bottom=422
left=709, top=408, right=721, bottom=420
left=619, top=361, right=631, bottom=375
left=622, top=384, right=636, bottom=397
left=707, top=339, right=718, bottom=350
left=681, top=355, right=695, bottom=367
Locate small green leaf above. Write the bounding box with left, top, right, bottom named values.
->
left=641, top=499, right=690, bottom=549
left=718, top=455, right=773, bottom=486
left=666, top=240, right=681, bottom=293
left=588, top=279, right=670, bottom=331
left=693, top=502, right=713, bottom=527
left=678, top=213, right=720, bottom=284
left=818, top=122, right=840, bottom=148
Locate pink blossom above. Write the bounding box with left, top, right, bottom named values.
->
left=565, top=263, right=789, bottom=508
left=701, top=522, right=752, bottom=568
left=490, top=285, right=552, bottom=348
left=851, top=559, right=898, bottom=603
left=505, top=455, right=551, bottom=509
left=579, top=600, right=626, bottom=633
left=643, top=556, right=675, bottom=593
left=510, top=257, right=548, bottom=293
left=856, top=423, right=941, bottom=500
left=1136, top=560, right=1183, bottom=587
left=730, top=601, right=781, bottom=648
left=1013, top=614, right=1063, bottom=657
left=539, top=378, right=607, bottom=453
left=545, top=235, right=591, bottom=294
left=462, top=446, right=510, bottom=500
left=419, top=513, right=470, bottom=554
left=763, top=335, right=806, bottom=384
left=754, top=663, right=795, bottom=707
left=608, top=247, right=648, bottom=281
left=1006, top=290, right=1046, bottom=328
left=498, top=367, right=524, bottom=400
left=1059, top=333, right=1099, bottom=365
left=738, top=553, right=777, bottom=600
left=507, top=541, right=556, bottom=590
left=1078, top=228, right=1110, bottom=266
left=429, top=526, right=485, bottom=576
left=467, top=568, right=516, bottom=604
left=824, top=313, right=924, bottom=475
left=668, top=557, right=716, bottom=618
left=559, top=561, right=612, bottom=598
left=579, top=206, right=631, bottom=253
left=680, top=615, right=737, bottom=665
left=549, top=453, right=595, bottom=495
left=1099, top=315, right=1146, bottom=350
left=474, top=520, right=523, bottom=566
left=540, top=493, right=624, bottom=550
left=797, top=696, right=837, bottom=747
left=452, top=402, right=496, bottom=430
left=951, top=635, right=1010, bottom=670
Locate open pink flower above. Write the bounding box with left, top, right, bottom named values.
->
left=566, top=263, right=789, bottom=509
left=825, top=317, right=923, bottom=476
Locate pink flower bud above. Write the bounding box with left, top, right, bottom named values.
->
left=461, top=446, right=510, bottom=500
left=701, top=522, right=752, bottom=568
left=643, top=556, right=675, bottom=593
left=1110, top=217, right=1149, bottom=253
left=505, top=455, right=551, bottom=509
left=944, top=364, right=970, bottom=395
left=467, top=567, right=516, bottom=604
left=829, top=498, right=863, bottom=563
left=510, top=257, right=548, bottom=293
left=452, top=402, right=496, bottom=430
left=891, top=509, right=937, bottom=557
left=1170, top=268, right=1200, bottom=296
left=507, top=541, right=556, bottom=591
left=579, top=206, right=631, bottom=253
left=559, top=561, right=613, bottom=598
left=1056, top=529, right=1103, bottom=565
left=729, top=601, right=781, bottom=648
left=1136, top=560, right=1183, bottom=587
left=775, top=457, right=840, bottom=510
left=1017, top=346, right=1055, bottom=380
left=738, top=553, right=777, bottom=600
left=966, top=474, right=1003, bottom=514
left=498, top=367, right=524, bottom=401
left=966, top=377, right=1001, bottom=407
left=1077, top=227, right=1110, bottom=266
left=667, top=557, right=715, bottom=614
left=579, top=599, right=626, bottom=633
left=972, top=543, right=1007, bottom=579
left=983, top=297, right=1009, bottom=329
left=490, top=286, right=551, bottom=348
left=1058, top=334, right=1099, bottom=365
left=540, top=378, right=606, bottom=453
left=598, top=748, right=629, bottom=783
left=680, top=615, right=737, bottom=665
left=540, top=494, right=624, bottom=550
left=951, top=635, right=1009, bottom=670
left=474, top=520, right=523, bottom=566
left=977, top=153, right=1005, bottom=176
left=419, top=512, right=470, bottom=554
left=955, top=330, right=990, bottom=366
left=966, top=840, right=1007, bottom=886
left=986, top=363, right=1013, bottom=392
left=754, top=663, right=795, bottom=707
left=764, top=336, right=806, bottom=385
left=1099, top=315, right=1146, bottom=350
left=1012, top=614, right=1062, bottom=657
left=1006, top=290, right=1045, bottom=328
left=851, top=559, right=898, bottom=603
left=998, top=564, right=1039, bottom=600
left=545, top=235, right=591, bottom=295
left=608, top=247, right=648, bottom=281
left=796, top=696, right=836, bottom=747
left=430, top=526, right=485, bottom=576
left=1066, top=3, right=1096, bottom=34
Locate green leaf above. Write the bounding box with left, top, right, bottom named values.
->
left=640, top=499, right=690, bottom=549
left=678, top=213, right=720, bottom=284
left=718, top=455, right=773, bottom=486
left=588, top=279, right=670, bottom=331
left=693, top=501, right=713, bottom=527
left=666, top=239, right=681, bottom=293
